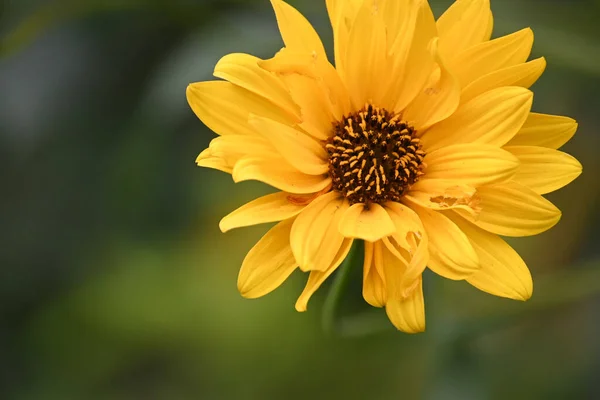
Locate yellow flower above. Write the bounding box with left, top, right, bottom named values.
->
left=187, top=0, right=582, bottom=333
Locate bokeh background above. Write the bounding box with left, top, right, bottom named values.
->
left=2, top=0, right=600, bottom=398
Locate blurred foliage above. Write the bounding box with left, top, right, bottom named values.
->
left=1, top=0, right=600, bottom=399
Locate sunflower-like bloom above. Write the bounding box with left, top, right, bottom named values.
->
left=187, top=0, right=582, bottom=332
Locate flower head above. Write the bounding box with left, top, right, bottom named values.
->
left=187, top=0, right=582, bottom=333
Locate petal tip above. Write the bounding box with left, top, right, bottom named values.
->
left=538, top=56, right=547, bottom=68
left=513, top=277, right=533, bottom=301
left=185, top=82, right=201, bottom=97
left=294, top=299, right=308, bottom=312
left=297, top=263, right=311, bottom=273
left=551, top=209, right=563, bottom=227
left=218, top=218, right=230, bottom=233
left=521, top=27, right=534, bottom=39
left=574, top=158, right=583, bottom=174
left=237, top=278, right=257, bottom=299
left=569, top=120, right=579, bottom=135
left=185, top=83, right=195, bottom=97
left=522, top=285, right=533, bottom=301
left=195, top=151, right=206, bottom=165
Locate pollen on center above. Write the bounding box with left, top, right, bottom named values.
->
left=325, top=104, right=426, bottom=205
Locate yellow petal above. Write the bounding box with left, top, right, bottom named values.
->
left=388, top=0, right=437, bottom=112
left=326, top=0, right=363, bottom=81
left=186, top=81, right=295, bottom=137
left=291, top=192, right=349, bottom=272
left=343, top=0, right=388, bottom=108
left=260, top=48, right=352, bottom=121
left=383, top=202, right=429, bottom=290
left=238, top=218, right=298, bottom=299
left=196, top=148, right=232, bottom=174
left=421, top=86, right=533, bottom=152
left=279, top=74, right=334, bottom=141
left=260, top=49, right=319, bottom=78
left=196, top=135, right=274, bottom=173
left=449, top=214, right=533, bottom=300
left=213, top=53, right=301, bottom=121
left=249, top=114, right=328, bottom=175
left=232, top=155, right=331, bottom=194
left=505, top=146, right=583, bottom=194
left=270, top=0, right=327, bottom=59
left=382, top=0, right=413, bottom=56
left=382, top=235, right=428, bottom=298
left=437, top=0, right=493, bottom=62
left=405, top=179, right=480, bottom=215
left=363, top=241, right=387, bottom=307
left=219, top=192, right=308, bottom=233
left=403, top=38, right=460, bottom=131
left=411, top=204, right=479, bottom=280
left=385, top=278, right=425, bottom=333
left=338, top=203, right=396, bottom=242
left=506, top=113, right=578, bottom=149
left=384, top=0, right=417, bottom=108
left=207, top=134, right=273, bottom=160
left=378, top=237, right=410, bottom=298
left=447, top=28, right=534, bottom=88
left=423, top=144, right=519, bottom=186
left=461, top=57, right=546, bottom=103
left=295, top=238, right=354, bottom=312
left=454, top=181, right=562, bottom=237
left=383, top=202, right=424, bottom=248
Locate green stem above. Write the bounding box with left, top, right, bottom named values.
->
left=321, top=240, right=362, bottom=335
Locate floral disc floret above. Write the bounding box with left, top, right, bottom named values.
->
left=326, top=104, right=426, bottom=205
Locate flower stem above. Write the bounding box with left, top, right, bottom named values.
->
left=321, top=240, right=362, bottom=335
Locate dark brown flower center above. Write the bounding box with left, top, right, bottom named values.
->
left=325, top=105, right=425, bottom=205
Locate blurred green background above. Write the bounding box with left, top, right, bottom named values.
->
left=2, top=0, right=600, bottom=399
